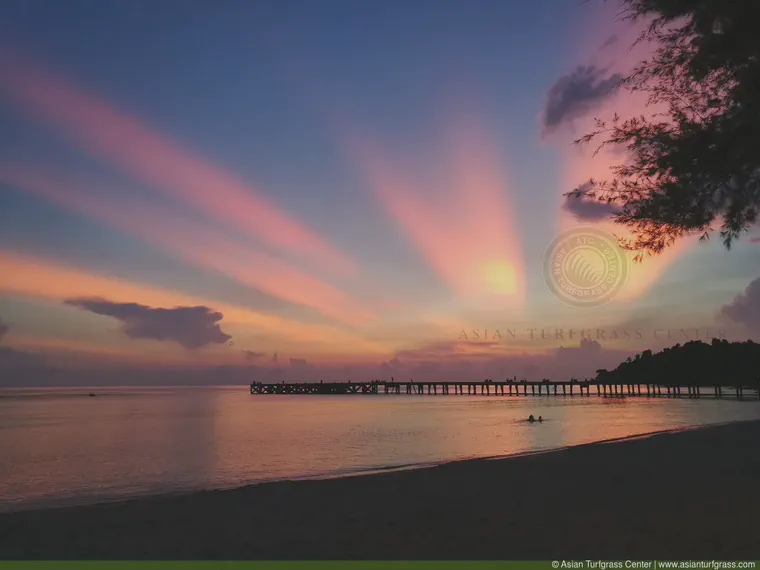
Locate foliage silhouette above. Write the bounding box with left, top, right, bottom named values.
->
left=570, top=0, right=760, bottom=261
left=594, top=338, right=760, bottom=387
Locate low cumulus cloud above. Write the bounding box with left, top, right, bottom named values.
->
left=242, top=349, right=265, bottom=362
left=371, top=337, right=632, bottom=383
left=558, top=337, right=602, bottom=354
left=0, top=318, right=8, bottom=344
left=64, top=298, right=232, bottom=349
left=542, top=65, right=622, bottom=135
left=290, top=358, right=308, bottom=367
left=719, top=278, right=760, bottom=335
left=562, top=183, right=621, bottom=221
left=0, top=336, right=643, bottom=387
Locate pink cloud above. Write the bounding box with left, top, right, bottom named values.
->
left=0, top=165, right=375, bottom=325
left=0, top=55, right=355, bottom=276
left=344, top=119, right=524, bottom=309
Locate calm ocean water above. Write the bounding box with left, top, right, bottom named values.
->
left=1, top=385, right=759, bottom=512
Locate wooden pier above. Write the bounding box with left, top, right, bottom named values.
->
left=250, top=379, right=760, bottom=399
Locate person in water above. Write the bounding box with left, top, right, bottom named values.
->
left=528, top=414, right=535, bottom=423
left=538, top=416, right=543, bottom=422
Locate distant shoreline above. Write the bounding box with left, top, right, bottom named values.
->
left=2, top=419, right=759, bottom=559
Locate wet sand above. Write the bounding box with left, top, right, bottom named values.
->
left=2, top=420, right=759, bottom=559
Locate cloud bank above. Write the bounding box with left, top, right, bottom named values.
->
left=242, top=350, right=265, bottom=362
left=64, top=298, right=232, bottom=349
left=0, top=337, right=633, bottom=387
left=720, top=277, right=760, bottom=335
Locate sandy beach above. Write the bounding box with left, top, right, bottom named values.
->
left=1, top=420, right=759, bottom=560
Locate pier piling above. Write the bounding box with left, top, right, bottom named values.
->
left=248, top=380, right=758, bottom=399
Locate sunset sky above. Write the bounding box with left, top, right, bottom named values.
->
left=2, top=0, right=760, bottom=385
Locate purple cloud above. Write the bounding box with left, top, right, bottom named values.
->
left=600, top=34, right=618, bottom=49
left=64, top=298, right=231, bottom=350
left=290, top=358, right=308, bottom=366
left=562, top=184, right=621, bottom=221
left=542, top=65, right=622, bottom=135
left=0, top=336, right=639, bottom=387
left=719, top=278, right=760, bottom=335
left=242, top=350, right=265, bottom=362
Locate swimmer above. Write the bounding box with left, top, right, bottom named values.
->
left=528, top=414, right=535, bottom=423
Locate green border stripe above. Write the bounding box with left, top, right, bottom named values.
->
left=0, top=560, right=760, bottom=570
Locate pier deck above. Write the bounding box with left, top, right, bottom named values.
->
left=249, top=379, right=760, bottom=399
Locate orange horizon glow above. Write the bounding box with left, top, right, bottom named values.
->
left=0, top=250, right=391, bottom=360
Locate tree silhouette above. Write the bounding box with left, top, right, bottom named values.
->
left=571, top=0, right=760, bottom=260
left=594, top=339, right=760, bottom=387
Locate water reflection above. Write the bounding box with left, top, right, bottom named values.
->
left=1, top=386, right=759, bottom=511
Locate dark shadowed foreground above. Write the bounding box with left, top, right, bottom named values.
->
left=2, top=421, right=759, bottom=559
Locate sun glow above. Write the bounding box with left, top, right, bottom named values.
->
left=345, top=117, right=525, bottom=310
left=479, top=259, right=519, bottom=295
